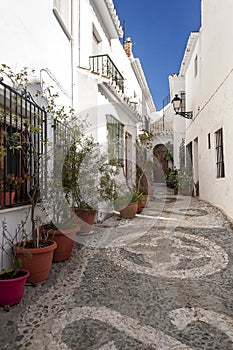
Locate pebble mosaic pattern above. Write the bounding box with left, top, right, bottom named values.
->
left=0, top=184, right=233, bottom=349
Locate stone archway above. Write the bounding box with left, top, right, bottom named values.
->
left=153, top=144, right=169, bottom=183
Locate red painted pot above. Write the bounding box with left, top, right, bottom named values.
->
left=0, top=269, right=29, bottom=306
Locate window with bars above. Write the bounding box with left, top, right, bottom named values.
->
left=0, top=80, right=47, bottom=208
left=180, top=92, right=186, bottom=113
left=106, top=115, right=124, bottom=166
left=215, top=128, right=225, bottom=178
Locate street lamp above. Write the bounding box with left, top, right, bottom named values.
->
left=171, top=94, right=193, bottom=119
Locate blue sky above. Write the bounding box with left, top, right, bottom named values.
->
left=114, top=0, right=201, bottom=110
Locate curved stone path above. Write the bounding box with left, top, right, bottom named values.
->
left=1, top=184, right=233, bottom=349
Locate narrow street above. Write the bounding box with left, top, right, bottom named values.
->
left=1, top=185, right=233, bottom=350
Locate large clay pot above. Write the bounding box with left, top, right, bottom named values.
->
left=13, top=241, right=57, bottom=285
left=40, top=226, right=80, bottom=262
left=72, top=208, right=97, bottom=232
left=0, top=269, right=29, bottom=306
left=119, top=202, right=138, bottom=219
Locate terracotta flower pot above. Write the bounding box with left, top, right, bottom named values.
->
left=13, top=241, right=57, bottom=285
left=0, top=269, right=29, bottom=306
left=120, top=202, right=138, bottom=219
left=0, top=191, right=15, bottom=205
left=141, top=195, right=150, bottom=208
left=40, top=226, right=80, bottom=262
left=72, top=207, right=97, bottom=232
left=137, top=198, right=143, bottom=213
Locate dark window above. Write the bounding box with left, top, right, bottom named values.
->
left=179, top=139, right=185, bottom=170
left=180, top=92, right=186, bottom=113
left=0, top=80, right=47, bottom=208
left=186, top=142, right=193, bottom=173
left=208, top=133, right=211, bottom=149
left=106, top=115, right=124, bottom=165
left=194, top=55, right=198, bottom=77
left=215, top=128, right=225, bottom=178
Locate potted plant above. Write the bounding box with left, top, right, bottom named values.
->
left=1, top=125, right=57, bottom=285
left=114, top=187, right=142, bottom=219
left=62, top=137, right=119, bottom=232
left=8, top=118, right=57, bottom=285
left=165, top=168, right=179, bottom=194
left=40, top=221, right=79, bottom=263
left=0, top=65, right=58, bottom=285
left=0, top=219, right=30, bottom=310
left=178, top=169, right=193, bottom=196
left=39, top=180, right=81, bottom=262
left=0, top=173, right=32, bottom=206
left=0, top=172, right=16, bottom=206
left=135, top=129, right=155, bottom=207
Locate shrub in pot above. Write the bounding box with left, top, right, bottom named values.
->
left=40, top=220, right=80, bottom=262
left=115, top=188, right=142, bottom=219
left=178, top=169, right=193, bottom=196
left=62, top=138, right=119, bottom=232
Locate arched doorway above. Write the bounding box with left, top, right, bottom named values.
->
left=153, top=144, right=169, bottom=183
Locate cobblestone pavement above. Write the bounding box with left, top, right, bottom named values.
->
left=1, top=184, right=233, bottom=349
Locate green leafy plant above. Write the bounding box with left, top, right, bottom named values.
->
left=62, top=138, right=119, bottom=210
left=0, top=64, right=84, bottom=247
left=178, top=169, right=193, bottom=192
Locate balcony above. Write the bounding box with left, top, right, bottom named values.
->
left=89, top=54, right=124, bottom=93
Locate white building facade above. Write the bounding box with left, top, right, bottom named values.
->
left=0, top=0, right=155, bottom=266
left=170, top=0, right=233, bottom=219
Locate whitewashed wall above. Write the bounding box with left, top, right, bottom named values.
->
left=0, top=0, right=72, bottom=103
left=185, top=0, right=233, bottom=218
left=168, top=75, right=186, bottom=169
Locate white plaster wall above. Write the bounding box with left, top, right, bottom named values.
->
left=74, top=0, right=145, bottom=176
left=169, top=75, right=186, bottom=169
left=185, top=0, right=233, bottom=218
left=0, top=0, right=72, bottom=99
left=200, top=0, right=233, bottom=107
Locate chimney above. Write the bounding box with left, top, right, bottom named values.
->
left=124, top=37, right=133, bottom=57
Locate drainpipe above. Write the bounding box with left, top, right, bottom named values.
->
left=71, top=0, right=74, bottom=108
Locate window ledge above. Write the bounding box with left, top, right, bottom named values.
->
left=0, top=204, right=32, bottom=213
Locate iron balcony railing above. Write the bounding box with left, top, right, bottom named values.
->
left=0, top=80, right=47, bottom=209
left=89, top=54, right=124, bottom=93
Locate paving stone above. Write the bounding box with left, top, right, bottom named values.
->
left=0, top=184, right=233, bottom=349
